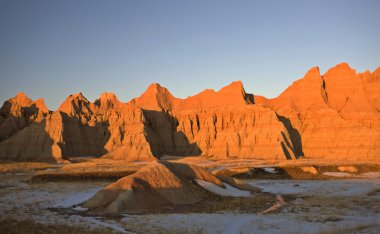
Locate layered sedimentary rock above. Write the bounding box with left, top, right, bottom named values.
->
left=0, top=63, right=379, bottom=162
left=83, top=161, right=224, bottom=215
left=264, top=63, right=380, bottom=160
left=0, top=92, right=156, bottom=162
left=129, top=81, right=254, bottom=111
left=0, top=93, right=48, bottom=142
left=130, top=81, right=298, bottom=159
left=143, top=107, right=299, bottom=160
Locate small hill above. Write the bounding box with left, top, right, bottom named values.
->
left=82, top=161, right=225, bottom=215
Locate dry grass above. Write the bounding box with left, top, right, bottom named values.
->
left=0, top=219, right=118, bottom=234
left=0, top=162, right=54, bottom=174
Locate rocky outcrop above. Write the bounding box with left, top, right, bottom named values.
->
left=144, top=106, right=300, bottom=159
left=131, top=81, right=298, bottom=160
left=174, top=81, right=254, bottom=111
left=0, top=112, right=65, bottom=162
left=0, top=63, right=379, bottom=162
left=0, top=93, right=155, bottom=162
left=129, top=81, right=254, bottom=111
left=266, top=63, right=380, bottom=160
left=82, top=161, right=224, bottom=215
left=0, top=93, right=48, bottom=142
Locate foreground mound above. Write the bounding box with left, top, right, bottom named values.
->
left=82, top=161, right=225, bottom=215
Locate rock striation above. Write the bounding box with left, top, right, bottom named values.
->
left=82, top=161, right=224, bottom=215
left=263, top=63, right=380, bottom=160
left=0, top=63, right=379, bottom=162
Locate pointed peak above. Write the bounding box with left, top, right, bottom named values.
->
left=304, top=66, right=321, bottom=79
left=219, top=80, right=245, bottom=92
left=14, top=92, right=29, bottom=99
left=324, top=62, right=356, bottom=79
left=68, top=92, right=87, bottom=100
left=9, top=92, right=33, bottom=106
left=226, top=80, right=243, bottom=87
left=33, top=98, right=49, bottom=113
left=335, top=62, right=352, bottom=69
left=373, top=66, right=380, bottom=76
left=128, top=83, right=176, bottom=111
left=145, top=83, right=169, bottom=94
left=59, top=92, right=92, bottom=116
left=141, top=83, right=175, bottom=99
left=327, top=62, right=355, bottom=73
left=98, top=92, right=119, bottom=101
left=148, top=83, right=162, bottom=89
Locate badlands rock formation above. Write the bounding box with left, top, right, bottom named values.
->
left=83, top=161, right=224, bottom=215
left=0, top=63, right=379, bottom=162
left=259, top=63, right=380, bottom=159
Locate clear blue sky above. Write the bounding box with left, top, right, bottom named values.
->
left=1, top=0, right=379, bottom=109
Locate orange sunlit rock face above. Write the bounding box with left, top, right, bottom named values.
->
left=0, top=63, right=379, bottom=162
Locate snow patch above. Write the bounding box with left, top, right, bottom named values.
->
left=195, top=179, right=251, bottom=197
left=263, top=167, right=276, bottom=173
left=51, top=186, right=103, bottom=208
left=73, top=206, right=88, bottom=211
left=323, top=172, right=352, bottom=177
left=250, top=179, right=380, bottom=197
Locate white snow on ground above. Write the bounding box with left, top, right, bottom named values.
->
left=2, top=171, right=380, bottom=233
left=250, top=179, right=380, bottom=196
left=323, top=172, right=352, bottom=177
left=0, top=174, right=126, bottom=233
left=72, top=206, right=88, bottom=211
left=51, top=186, right=103, bottom=208
left=78, top=216, right=132, bottom=233
left=195, top=179, right=251, bottom=197
left=263, top=167, right=277, bottom=173
left=122, top=212, right=380, bottom=234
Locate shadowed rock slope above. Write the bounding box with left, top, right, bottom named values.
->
left=82, top=161, right=224, bottom=215
left=0, top=63, right=379, bottom=162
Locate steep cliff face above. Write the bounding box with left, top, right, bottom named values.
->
left=0, top=111, right=65, bottom=162
left=360, top=67, right=380, bottom=112
left=136, top=83, right=299, bottom=160
left=101, top=105, right=156, bottom=161
left=56, top=93, right=156, bottom=161
left=0, top=63, right=379, bottom=162
left=267, top=63, right=380, bottom=160
left=0, top=93, right=48, bottom=142
left=173, top=106, right=300, bottom=159
left=0, top=92, right=155, bottom=162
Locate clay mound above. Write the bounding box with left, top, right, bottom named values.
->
left=82, top=161, right=224, bottom=215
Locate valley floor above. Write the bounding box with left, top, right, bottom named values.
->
left=0, top=159, right=379, bottom=234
